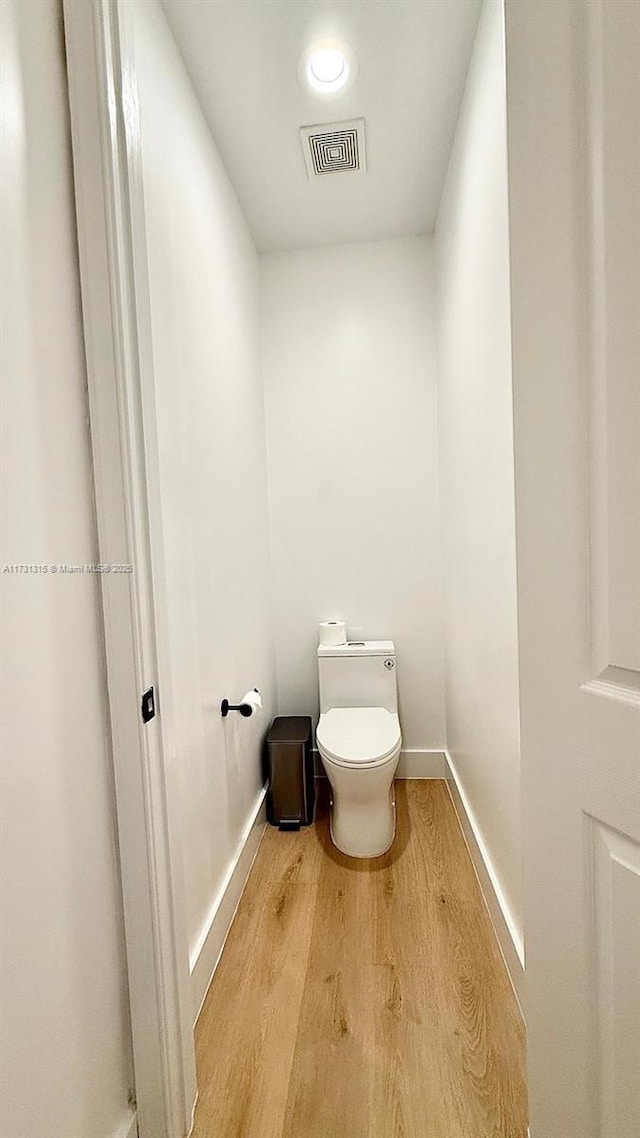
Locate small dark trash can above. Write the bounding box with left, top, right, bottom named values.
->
left=266, top=716, right=314, bottom=830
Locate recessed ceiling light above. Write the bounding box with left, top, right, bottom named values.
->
left=299, top=40, right=357, bottom=96
left=309, top=48, right=347, bottom=89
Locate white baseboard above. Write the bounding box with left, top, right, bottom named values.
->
left=112, top=1110, right=137, bottom=1138
left=190, top=787, right=267, bottom=1022
left=444, top=751, right=525, bottom=1013
left=314, top=748, right=446, bottom=778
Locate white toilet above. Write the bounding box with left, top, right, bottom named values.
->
left=316, top=640, right=402, bottom=858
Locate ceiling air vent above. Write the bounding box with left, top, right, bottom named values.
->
left=300, top=119, right=366, bottom=180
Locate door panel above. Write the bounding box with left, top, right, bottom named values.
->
left=587, top=0, right=640, bottom=683
left=505, top=0, right=640, bottom=1134
left=593, top=822, right=640, bottom=1138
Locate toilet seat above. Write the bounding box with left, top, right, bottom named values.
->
left=317, top=707, right=401, bottom=768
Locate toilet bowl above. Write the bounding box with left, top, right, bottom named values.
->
left=317, top=706, right=402, bottom=857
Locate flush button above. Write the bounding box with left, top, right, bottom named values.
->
left=384, top=658, right=395, bottom=669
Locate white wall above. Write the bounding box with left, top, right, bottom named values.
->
left=261, top=237, right=445, bottom=754
left=0, top=3, right=134, bottom=1136
left=435, top=0, right=523, bottom=949
left=131, top=0, right=276, bottom=999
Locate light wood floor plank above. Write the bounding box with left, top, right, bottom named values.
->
left=192, top=780, right=527, bottom=1138
left=192, top=825, right=324, bottom=1137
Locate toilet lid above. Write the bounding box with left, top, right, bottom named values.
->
left=317, top=707, right=401, bottom=766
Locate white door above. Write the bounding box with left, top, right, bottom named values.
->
left=505, top=1, right=640, bottom=1136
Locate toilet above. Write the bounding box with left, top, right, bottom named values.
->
left=316, top=640, right=402, bottom=858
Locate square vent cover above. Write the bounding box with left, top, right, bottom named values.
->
left=299, top=119, right=366, bottom=180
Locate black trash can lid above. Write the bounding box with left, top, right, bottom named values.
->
left=266, top=716, right=312, bottom=744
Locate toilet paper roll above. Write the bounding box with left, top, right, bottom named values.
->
left=318, top=621, right=347, bottom=647
left=241, top=689, right=263, bottom=715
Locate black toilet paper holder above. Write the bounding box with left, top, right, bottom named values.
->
left=221, top=689, right=259, bottom=718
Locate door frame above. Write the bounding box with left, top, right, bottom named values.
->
left=62, top=2, right=196, bottom=1135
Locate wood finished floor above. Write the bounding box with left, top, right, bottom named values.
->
left=192, top=780, right=528, bottom=1138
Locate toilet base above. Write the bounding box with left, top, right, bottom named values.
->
left=329, top=788, right=396, bottom=858
left=319, top=746, right=401, bottom=858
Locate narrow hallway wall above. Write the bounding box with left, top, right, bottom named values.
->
left=261, top=237, right=445, bottom=757
left=0, top=2, right=134, bottom=1134
left=130, top=0, right=277, bottom=1013
left=435, top=0, right=523, bottom=952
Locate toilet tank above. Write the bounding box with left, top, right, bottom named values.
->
left=318, top=641, right=398, bottom=713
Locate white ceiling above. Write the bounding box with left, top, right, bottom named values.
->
left=161, top=0, right=481, bottom=253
